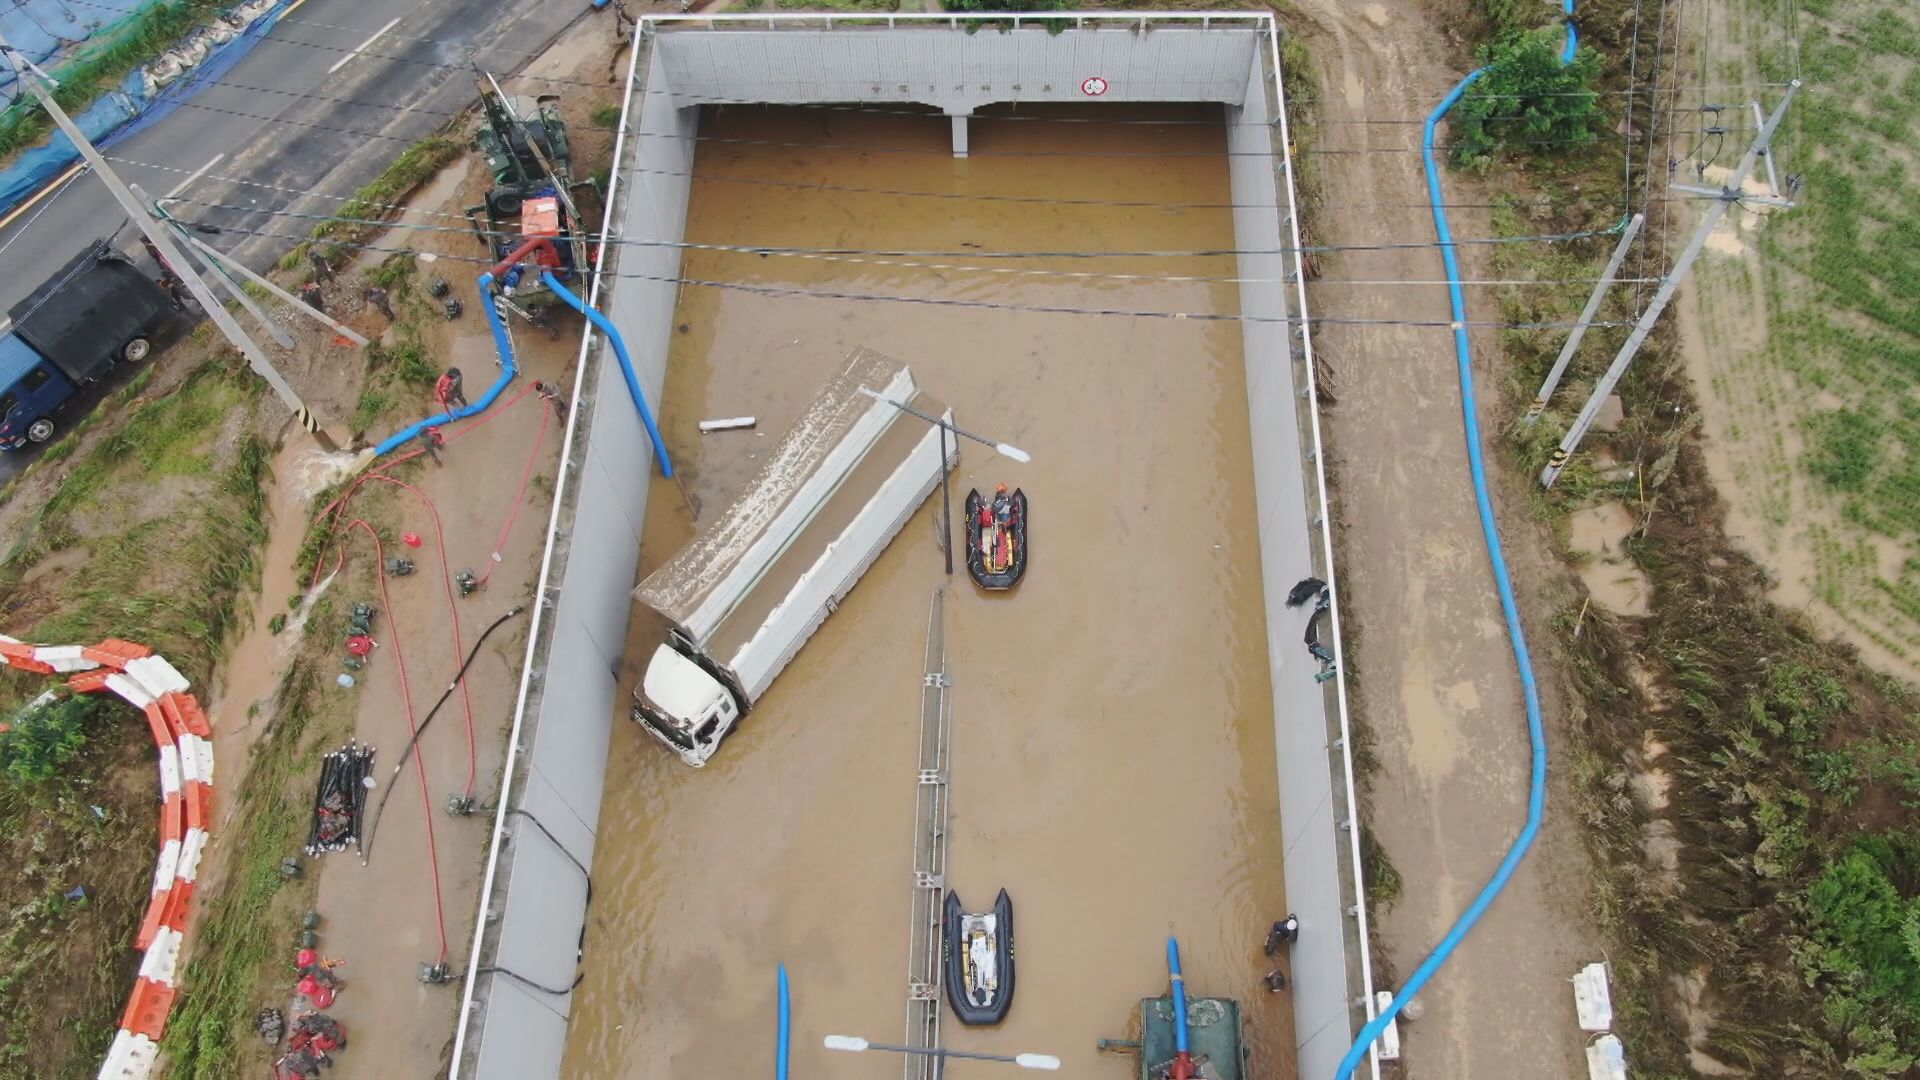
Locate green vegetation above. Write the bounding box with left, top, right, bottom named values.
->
left=1678, top=0, right=1920, bottom=658
left=351, top=339, right=438, bottom=437
left=1, top=361, right=266, bottom=684
left=1450, top=31, right=1606, bottom=167
left=0, top=358, right=266, bottom=1073
left=162, top=646, right=352, bottom=1079
left=1423, top=0, right=1920, bottom=1071
left=0, top=694, right=118, bottom=785
left=589, top=104, right=623, bottom=130
left=0, top=714, right=162, bottom=1078
left=279, top=137, right=463, bottom=272
left=0, top=0, right=232, bottom=162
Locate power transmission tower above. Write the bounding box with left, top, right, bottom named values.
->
left=1539, top=79, right=1801, bottom=488
left=0, top=35, right=336, bottom=449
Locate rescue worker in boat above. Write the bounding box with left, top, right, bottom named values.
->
left=991, top=482, right=1013, bottom=527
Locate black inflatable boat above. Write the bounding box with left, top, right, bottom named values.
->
left=943, top=888, right=1015, bottom=1026
left=964, top=488, right=1027, bottom=591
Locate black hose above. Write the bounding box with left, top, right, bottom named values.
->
left=473, top=966, right=583, bottom=997
left=507, top=807, right=591, bottom=903
left=360, top=605, right=528, bottom=865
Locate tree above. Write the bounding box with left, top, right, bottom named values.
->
left=0, top=694, right=113, bottom=785
left=1449, top=31, right=1606, bottom=167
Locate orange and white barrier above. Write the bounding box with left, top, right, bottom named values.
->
left=0, top=634, right=215, bottom=1080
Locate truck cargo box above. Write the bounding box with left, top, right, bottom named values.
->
left=7, top=239, right=176, bottom=386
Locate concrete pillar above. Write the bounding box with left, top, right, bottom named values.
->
left=947, top=110, right=970, bottom=158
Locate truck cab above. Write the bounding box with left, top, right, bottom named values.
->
left=631, top=644, right=741, bottom=767
left=0, top=336, right=78, bottom=449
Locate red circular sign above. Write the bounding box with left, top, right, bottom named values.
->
left=1081, top=77, right=1108, bottom=97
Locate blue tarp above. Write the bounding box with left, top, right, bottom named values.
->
left=0, top=0, right=289, bottom=219
left=0, top=0, right=153, bottom=103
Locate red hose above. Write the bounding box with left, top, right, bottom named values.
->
left=475, top=396, right=551, bottom=588
left=343, top=518, right=450, bottom=964
left=354, top=474, right=481, bottom=799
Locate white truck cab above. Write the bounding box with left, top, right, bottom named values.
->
left=627, top=347, right=953, bottom=768
left=633, top=645, right=740, bottom=766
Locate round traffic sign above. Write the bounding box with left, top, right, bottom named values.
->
left=1081, top=76, right=1108, bottom=97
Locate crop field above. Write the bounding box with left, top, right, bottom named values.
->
left=1680, top=0, right=1920, bottom=672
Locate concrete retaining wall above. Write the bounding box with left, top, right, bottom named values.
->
left=655, top=25, right=1260, bottom=113
left=453, top=36, right=696, bottom=1080
left=453, top=17, right=1374, bottom=1080
left=1229, top=47, right=1377, bottom=1080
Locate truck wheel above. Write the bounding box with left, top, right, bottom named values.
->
left=122, top=337, right=152, bottom=362
left=26, top=419, right=54, bottom=443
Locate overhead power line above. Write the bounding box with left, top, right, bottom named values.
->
left=165, top=189, right=1632, bottom=258
left=174, top=214, right=1639, bottom=331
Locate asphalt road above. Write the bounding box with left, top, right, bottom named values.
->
left=0, top=0, right=591, bottom=480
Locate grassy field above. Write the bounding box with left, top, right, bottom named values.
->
left=1682, top=0, right=1920, bottom=666
left=0, top=356, right=270, bottom=1078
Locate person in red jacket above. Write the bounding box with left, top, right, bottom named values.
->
left=434, top=367, right=469, bottom=411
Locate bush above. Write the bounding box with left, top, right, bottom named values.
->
left=0, top=695, right=113, bottom=785
left=1449, top=31, right=1606, bottom=167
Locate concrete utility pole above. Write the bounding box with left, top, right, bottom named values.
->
left=162, top=218, right=297, bottom=350
left=1524, top=213, right=1643, bottom=423
left=174, top=228, right=370, bottom=347
left=1539, top=80, right=1801, bottom=488
left=0, top=36, right=336, bottom=448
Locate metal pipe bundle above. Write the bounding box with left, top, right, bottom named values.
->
left=306, top=742, right=376, bottom=856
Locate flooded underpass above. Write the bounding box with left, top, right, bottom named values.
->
left=561, top=103, right=1297, bottom=1079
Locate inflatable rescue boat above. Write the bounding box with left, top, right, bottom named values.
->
left=943, top=888, right=1015, bottom=1026
left=964, top=487, right=1027, bottom=591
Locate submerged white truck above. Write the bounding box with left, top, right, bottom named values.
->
left=630, top=347, right=954, bottom=766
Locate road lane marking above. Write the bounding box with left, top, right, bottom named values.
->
left=0, top=162, right=85, bottom=232
left=164, top=153, right=226, bottom=199
left=326, top=16, right=400, bottom=74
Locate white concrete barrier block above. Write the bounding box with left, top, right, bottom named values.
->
left=178, top=734, right=214, bottom=786
left=153, top=839, right=182, bottom=893
left=106, top=673, right=155, bottom=710
left=124, top=655, right=191, bottom=698
left=97, top=1031, right=160, bottom=1080
left=1374, top=990, right=1403, bottom=1061
left=1586, top=1033, right=1628, bottom=1080
left=34, top=644, right=98, bottom=672
left=1573, top=962, right=1614, bottom=1033
left=158, top=747, right=181, bottom=797
left=137, top=928, right=184, bottom=985
left=177, top=829, right=208, bottom=883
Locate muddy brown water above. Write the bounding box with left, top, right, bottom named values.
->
left=561, top=105, right=1295, bottom=1080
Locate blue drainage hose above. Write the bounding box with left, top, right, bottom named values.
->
left=541, top=271, right=675, bottom=478
left=775, top=964, right=791, bottom=1080
left=371, top=271, right=519, bottom=457
left=1331, top=7, right=1576, bottom=1078
left=1166, top=938, right=1190, bottom=1057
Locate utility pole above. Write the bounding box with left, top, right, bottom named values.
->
left=0, top=36, right=336, bottom=449
left=1524, top=213, right=1643, bottom=423
left=1540, top=80, right=1800, bottom=488
left=162, top=217, right=296, bottom=350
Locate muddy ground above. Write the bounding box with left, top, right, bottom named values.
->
left=200, top=23, right=633, bottom=1079
left=1289, top=1, right=1602, bottom=1076
left=562, top=103, right=1297, bottom=1079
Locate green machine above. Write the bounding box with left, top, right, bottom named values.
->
left=1098, top=938, right=1248, bottom=1080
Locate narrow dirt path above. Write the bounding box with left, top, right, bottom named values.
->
left=1286, top=2, right=1598, bottom=1075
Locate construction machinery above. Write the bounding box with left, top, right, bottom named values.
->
left=462, top=74, right=599, bottom=325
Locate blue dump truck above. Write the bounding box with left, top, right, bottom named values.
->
left=0, top=238, right=182, bottom=449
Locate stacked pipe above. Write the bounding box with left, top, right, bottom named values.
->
left=305, top=743, right=376, bottom=856
left=0, top=633, right=215, bottom=1080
